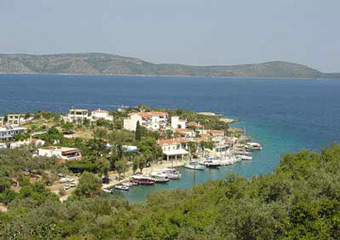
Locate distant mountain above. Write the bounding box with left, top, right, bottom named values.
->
left=0, top=53, right=338, bottom=79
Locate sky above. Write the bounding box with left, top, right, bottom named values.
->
left=0, top=0, right=339, bottom=72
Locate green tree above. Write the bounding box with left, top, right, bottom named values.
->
left=135, top=121, right=142, bottom=141
left=75, top=172, right=102, bottom=198
left=95, top=157, right=110, bottom=177
left=115, top=160, right=127, bottom=178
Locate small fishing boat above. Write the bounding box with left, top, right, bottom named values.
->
left=115, top=184, right=130, bottom=191
left=162, top=168, right=182, bottom=180
left=150, top=172, right=169, bottom=183
left=185, top=161, right=205, bottom=170
left=130, top=175, right=156, bottom=185
left=103, top=188, right=113, bottom=193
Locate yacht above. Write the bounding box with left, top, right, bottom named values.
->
left=130, top=174, right=156, bottom=185
left=219, top=157, right=234, bottom=166
left=150, top=172, right=169, bottom=183
left=246, top=142, right=262, bottom=151
left=185, top=161, right=205, bottom=170
left=201, top=158, right=221, bottom=168
left=162, top=168, right=182, bottom=180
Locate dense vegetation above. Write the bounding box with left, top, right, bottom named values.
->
left=1, top=53, right=339, bottom=79
left=1, top=142, right=340, bottom=239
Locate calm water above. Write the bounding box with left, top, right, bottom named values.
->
left=1, top=74, right=340, bottom=201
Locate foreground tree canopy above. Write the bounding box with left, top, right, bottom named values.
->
left=1, top=143, right=340, bottom=239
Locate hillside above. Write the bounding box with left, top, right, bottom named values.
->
left=0, top=53, right=338, bottom=79
left=1, top=144, right=340, bottom=239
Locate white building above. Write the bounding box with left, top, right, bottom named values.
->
left=37, top=146, right=82, bottom=162
left=187, top=122, right=205, bottom=134
left=171, top=116, right=186, bottom=129
left=91, top=109, right=113, bottom=121
left=0, top=126, right=25, bottom=142
left=66, top=109, right=90, bottom=123
left=175, top=129, right=196, bottom=138
left=123, top=111, right=169, bottom=131
left=9, top=138, right=45, bottom=149
left=7, top=114, right=25, bottom=126
left=157, top=138, right=189, bottom=160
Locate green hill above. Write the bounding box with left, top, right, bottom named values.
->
left=0, top=53, right=338, bottom=79
left=1, top=143, right=340, bottom=239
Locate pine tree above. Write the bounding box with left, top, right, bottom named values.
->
left=135, top=121, right=142, bottom=141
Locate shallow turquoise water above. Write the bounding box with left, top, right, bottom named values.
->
left=1, top=74, right=340, bottom=201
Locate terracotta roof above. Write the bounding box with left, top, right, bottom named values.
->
left=207, top=129, right=225, bottom=135
left=129, top=111, right=169, bottom=119
left=188, top=122, right=204, bottom=128
left=93, top=109, right=109, bottom=113
left=157, top=138, right=189, bottom=146
left=149, top=111, right=168, bottom=116
left=175, top=129, right=194, bottom=134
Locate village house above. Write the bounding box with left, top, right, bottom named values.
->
left=187, top=122, right=205, bottom=134
left=37, top=146, right=82, bottom=163
left=91, top=109, right=113, bottom=121
left=7, top=114, right=25, bottom=126
left=0, top=126, right=25, bottom=142
left=207, top=129, right=225, bottom=141
left=66, top=109, right=90, bottom=123
left=9, top=138, right=45, bottom=149
left=171, top=116, right=186, bottom=129
left=175, top=128, right=196, bottom=138
left=123, top=111, right=169, bottom=131
left=157, top=138, right=189, bottom=161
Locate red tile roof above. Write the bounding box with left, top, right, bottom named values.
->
left=93, top=109, right=109, bottom=113
left=157, top=138, right=189, bottom=146
left=188, top=122, right=204, bottom=128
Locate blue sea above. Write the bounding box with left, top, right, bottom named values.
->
left=1, top=74, right=340, bottom=201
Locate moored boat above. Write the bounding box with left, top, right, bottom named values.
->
left=162, top=168, right=182, bottom=180
left=201, top=158, right=221, bottom=168
left=150, top=172, right=169, bottom=183
left=115, top=184, right=130, bottom=191
left=130, top=175, right=156, bottom=185
left=246, top=142, right=262, bottom=151
left=237, top=154, right=253, bottom=160
left=185, top=161, right=205, bottom=170
left=103, top=188, right=113, bottom=193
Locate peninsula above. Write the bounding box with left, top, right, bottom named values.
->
left=0, top=53, right=339, bottom=79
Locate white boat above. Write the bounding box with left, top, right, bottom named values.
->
left=150, top=172, right=169, bottom=183
left=103, top=188, right=112, bottom=193
left=130, top=174, right=156, bottom=185
left=246, top=142, right=262, bottom=151
left=185, top=161, right=205, bottom=170
left=201, top=158, right=221, bottom=168
left=123, top=182, right=136, bottom=187
left=115, top=184, right=129, bottom=191
left=234, top=150, right=252, bottom=156
left=237, top=154, right=253, bottom=160
left=162, top=168, right=182, bottom=180
left=219, top=158, right=233, bottom=166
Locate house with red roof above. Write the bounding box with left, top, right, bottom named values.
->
left=123, top=111, right=169, bottom=131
